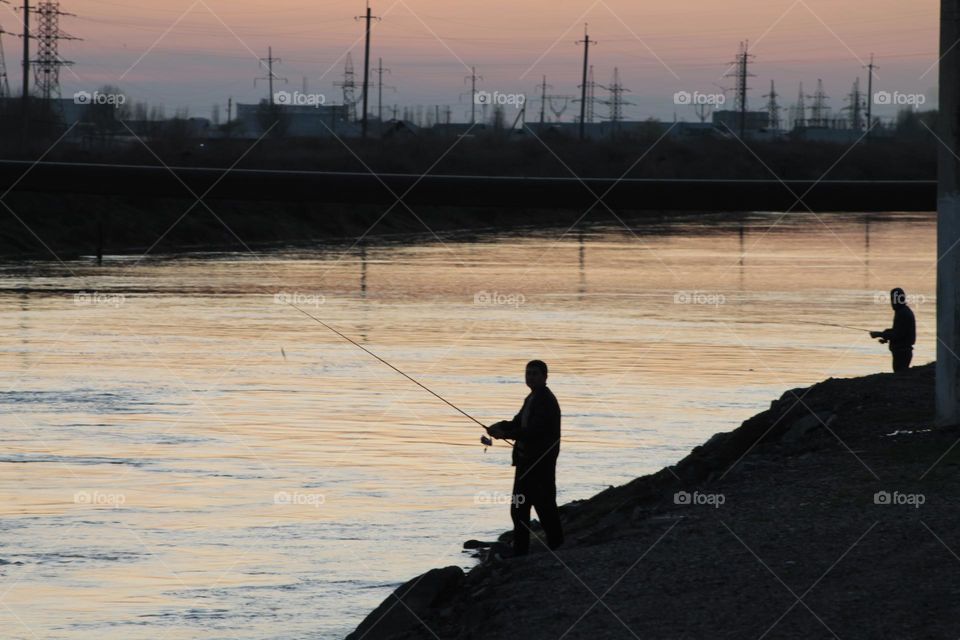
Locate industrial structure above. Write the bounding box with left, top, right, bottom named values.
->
left=0, top=1, right=925, bottom=146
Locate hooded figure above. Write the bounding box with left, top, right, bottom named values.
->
left=870, top=287, right=916, bottom=372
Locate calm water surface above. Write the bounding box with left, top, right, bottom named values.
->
left=0, top=212, right=935, bottom=638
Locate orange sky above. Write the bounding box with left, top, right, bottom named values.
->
left=14, top=0, right=940, bottom=121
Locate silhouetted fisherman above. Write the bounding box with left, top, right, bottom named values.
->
left=870, top=287, right=916, bottom=372
left=486, top=360, right=564, bottom=556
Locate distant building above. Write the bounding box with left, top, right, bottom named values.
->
left=712, top=110, right=770, bottom=134
left=56, top=99, right=90, bottom=125
left=667, top=122, right=721, bottom=138
left=0, top=97, right=101, bottom=127
left=792, top=126, right=868, bottom=144
left=234, top=102, right=356, bottom=138
left=525, top=121, right=665, bottom=140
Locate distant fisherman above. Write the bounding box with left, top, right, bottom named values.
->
left=486, top=360, right=564, bottom=557
left=870, top=287, right=916, bottom=373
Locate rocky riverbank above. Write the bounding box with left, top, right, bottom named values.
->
left=348, top=362, right=960, bottom=639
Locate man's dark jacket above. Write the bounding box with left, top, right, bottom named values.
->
left=495, top=386, right=561, bottom=468
left=886, top=305, right=916, bottom=352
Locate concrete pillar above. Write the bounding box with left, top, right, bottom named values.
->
left=937, top=0, right=960, bottom=425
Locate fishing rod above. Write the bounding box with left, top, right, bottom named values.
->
left=717, top=318, right=875, bottom=333
left=794, top=320, right=873, bottom=333
left=286, top=303, right=513, bottom=449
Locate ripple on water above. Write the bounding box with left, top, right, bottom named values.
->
left=0, top=454, right=146, bottom=466
left=0, top=388, right=185, bottom=414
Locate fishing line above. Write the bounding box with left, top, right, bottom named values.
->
left=287, top=303, right=514, bottom=448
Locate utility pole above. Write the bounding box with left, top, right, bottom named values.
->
left=584, top=65, right=596, bottom=124
left=576, top=23, right=596, bottom=141
left=809, top=79, right=830, bottom=127
left=256, top=47, right=286, bottom=105
left=336, top=53, right=358, bottom=121
left=464, top=66, right=482, bottom=124
left=373, top=57, right=392, bottom=130
left=865, top=53, right=878, bottom=136
left=0, top=27, right=11, bottom=97
left=844, top=77, right=864, bottom=130
left=533, top=77, right=571, bottom=130
left=17, top=0, right=78, bottom=129
left=22, top=0, right=29, bottom=122
left=27, top=1, right=77, bottom=105
left=600, top=66, right=630, bottom=125
left=356, top=1, right=380, bottom=138
left=937, top=0, right=960, bottom=425
left=725, top=40, right=754, bottom=137
left=538, top=75, right=550, bottom=126
left=794, top=81, right=806, bottom=129
left=763, top=80, right=781, bottom=131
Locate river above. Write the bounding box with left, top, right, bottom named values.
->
left=0, top=211, right=935, bottom=638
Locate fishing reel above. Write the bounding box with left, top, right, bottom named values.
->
left=480, top=435, right=493, bottom=451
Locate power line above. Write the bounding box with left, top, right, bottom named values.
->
left=725, top=40, right=754, bottom=137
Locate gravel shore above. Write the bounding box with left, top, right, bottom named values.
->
left=349, top=362, right=960, bottom=639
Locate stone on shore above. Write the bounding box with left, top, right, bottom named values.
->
left=345, top=566, right=464, bottom=640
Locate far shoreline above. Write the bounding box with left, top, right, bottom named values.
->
left=0, top=197, right=932, bottom=262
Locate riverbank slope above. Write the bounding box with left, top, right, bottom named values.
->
left=348, top=362, right=960, bottom=639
